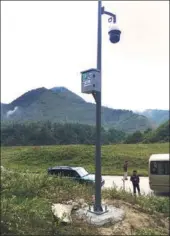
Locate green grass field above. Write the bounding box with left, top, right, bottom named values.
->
left=1, top=143, right=169, bottom=235
left=1, top=167, right=169, bottom=235
left=1, top=143, right=169, bottom=176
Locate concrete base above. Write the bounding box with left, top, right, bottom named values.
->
left=76, top=205, right=125, bottom=226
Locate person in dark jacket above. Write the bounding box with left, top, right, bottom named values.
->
left=123, top=160, right=128, bottom=180
left=130, top=170, right=141, bottom=195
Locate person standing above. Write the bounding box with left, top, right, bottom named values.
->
left=130, top=170, right=141, bottom=195
left=123, top=160, right=128, bottom=180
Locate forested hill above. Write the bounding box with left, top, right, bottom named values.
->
left=124, top=120, right=170, bottom=144
left=1, top=87, right=153, bottom=133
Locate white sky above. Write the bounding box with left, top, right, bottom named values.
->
left=1, top=1, right=169, bottom=111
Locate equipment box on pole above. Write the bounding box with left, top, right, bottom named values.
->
left=81, top=68, right=101, bottom=94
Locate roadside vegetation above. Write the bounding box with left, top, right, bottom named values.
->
left=1, top=143, right=169, bottom=176
left=1, top=143, right=169, bottom=235
left=1, top=170, right=169, bottom=236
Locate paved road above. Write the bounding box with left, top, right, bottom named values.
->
left=103, top=176, right=153, bottom=195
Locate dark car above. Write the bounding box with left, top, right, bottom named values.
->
left=47, top=166, right=105, bottom=186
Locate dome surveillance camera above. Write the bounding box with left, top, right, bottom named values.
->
left=108, top=25, right=121, bottom=44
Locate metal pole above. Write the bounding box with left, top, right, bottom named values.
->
left=94, top=0, right=102, bottom=213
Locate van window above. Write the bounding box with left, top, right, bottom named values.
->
left=150, top=161, right=170, bottom=175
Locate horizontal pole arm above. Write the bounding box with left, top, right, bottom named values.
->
left=102, top=6, right=116, bottom=23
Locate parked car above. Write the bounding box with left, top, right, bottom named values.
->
left=47, top=166, right=105, bottom=186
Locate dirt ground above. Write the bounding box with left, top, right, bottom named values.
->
left=62, top=198, right=169, bottom=235
left=98, top=199, right=169, bottom=235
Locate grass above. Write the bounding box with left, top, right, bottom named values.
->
left=1, top=143, right=169, bottom=235
left=1, top=169, right=169, bottom=236
left=134, top=228, right=168, bottom=235
left=1, top=170, right=96, bottom=236
left=1, top=143, right=169, bottom=176
left=103, top=187, right=169, bottom=215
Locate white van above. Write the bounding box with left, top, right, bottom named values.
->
left=149, top=154, right=170, bottom=193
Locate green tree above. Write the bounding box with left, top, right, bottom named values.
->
left=124, top=131, right=143, bottom=144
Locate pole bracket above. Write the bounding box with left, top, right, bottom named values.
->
left=92, top=91, right=97, bottom=103
left=101, top=6, right=116, bottom=23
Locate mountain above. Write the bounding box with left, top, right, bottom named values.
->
left=1, top=103, right=10, bottom=113
left=1, top=87, right=153, bottom=133
left=136, top=109, right=169, bottom=126
left=11, top=87, right=47, bottom=108
left=51, top=86, right=69, bottom=93
left=50, top=87, right=86, bottom=104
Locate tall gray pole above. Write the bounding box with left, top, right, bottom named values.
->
left=94, top=0, right=102, bottom=212
left=81, top=0, right=119, bottom=214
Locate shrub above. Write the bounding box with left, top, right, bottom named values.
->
left=103, top=187, right=169, bottom=215
left=1, top=170, right=96, bottom=236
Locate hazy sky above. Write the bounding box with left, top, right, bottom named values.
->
left=1, top=1, right=169, bottom=111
